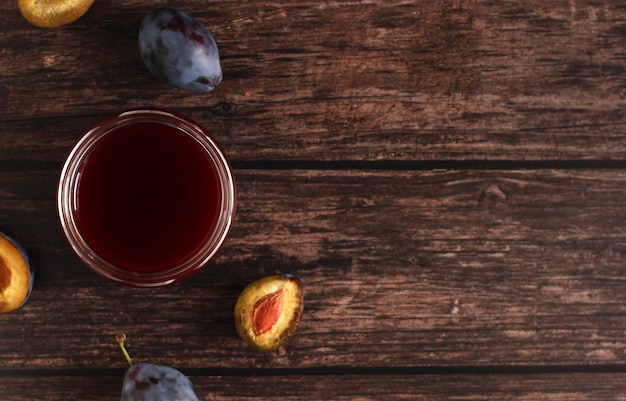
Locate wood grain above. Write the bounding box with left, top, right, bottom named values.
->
left=0, top=169, right=624, bottom=370
left=2, top=373, right=626, bottom=401
left=2, top=0, right=626, bottom=399
left=2, top=0, right=626, bottom=161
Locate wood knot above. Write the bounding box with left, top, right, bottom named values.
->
left=478, top=183, right=508, bottom=205
left=209, top=101, right=238, bottom=117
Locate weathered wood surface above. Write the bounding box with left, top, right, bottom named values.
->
left=2, top=0, right=626, bottom=400
left=4, top=374, right=626, bottom=401
left=2, top=0, right=626, bottom=161
left=1, top=169, right=625, bottom=371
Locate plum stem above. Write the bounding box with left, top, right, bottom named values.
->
left=116, top=333, right=133, bottom=366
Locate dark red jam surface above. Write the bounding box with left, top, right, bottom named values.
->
left=75, top=122, right=222, bottom=273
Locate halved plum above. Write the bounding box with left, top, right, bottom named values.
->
left=17, top=0, right=94, bottom=28
left=234, top=275, right=303, bottom=352
left=0, top=232, right=33, bottom=313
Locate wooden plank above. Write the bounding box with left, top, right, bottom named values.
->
left=0, top=169, right=625, bottom=369
left=2, top=0, right=626, bottom=160
left=2, top=373, right=626, bottom=401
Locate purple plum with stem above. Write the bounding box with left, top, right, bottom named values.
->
left=117, top=334, right=200, bottom=401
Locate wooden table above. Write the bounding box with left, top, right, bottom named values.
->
left=2, top=1, right=626, bottom=399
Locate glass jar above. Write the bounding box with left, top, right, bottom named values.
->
left=57, top=109, right=236, bottom=287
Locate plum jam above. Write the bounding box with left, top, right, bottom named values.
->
left=58, top=110, right=236, bottom=287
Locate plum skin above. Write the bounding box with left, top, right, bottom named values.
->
left=121, top=363, right=200, bottom=401
left=139, top=7, right=223, bottom=93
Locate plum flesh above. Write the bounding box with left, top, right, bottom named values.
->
left=0, top=232, right=33, bottom=314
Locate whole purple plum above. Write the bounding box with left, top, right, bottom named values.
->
left=121, top=363, right=200, bottom=401
left=139, top=7, right=222, bottom=93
